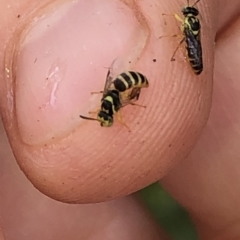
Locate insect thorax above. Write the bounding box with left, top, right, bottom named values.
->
left=102, top=90, right=121, bottom=114
left=184, top=15, right=200, bottom=35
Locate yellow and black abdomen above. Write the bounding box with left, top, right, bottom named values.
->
left=112, top=71, right=149, bottom=92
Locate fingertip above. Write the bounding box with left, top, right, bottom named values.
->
left=1, top=0, right=216, bottom=204
left=1, top=0, right=153, bottom=203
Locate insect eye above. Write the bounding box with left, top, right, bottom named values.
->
left=182, top=7, right=188, bottom=15
left=182, top=7, right=199, bottom=16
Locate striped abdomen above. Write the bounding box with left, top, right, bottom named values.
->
left=112, top=71, right=149, bottom=92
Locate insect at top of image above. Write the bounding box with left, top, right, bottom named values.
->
left=79, top=58, right=149, bottom=131
left=162, top=0, right=203, bottom=75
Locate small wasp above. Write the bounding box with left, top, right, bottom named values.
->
left=80, top=61, right=149, bottom=131
left=161, top=0, right=203, bottom=75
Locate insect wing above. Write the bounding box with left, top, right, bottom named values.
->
left=102, top=68, right=114, bottom=96
left=120, top=87, right=141, bottom=108
left=185, top=28, right=202, bottom=66
left=103, top=57, right=132, bottom=95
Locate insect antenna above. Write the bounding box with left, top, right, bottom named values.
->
left=192, top=0, right=200, bottom=7
left=91, top=91, right=103, bottom=95
left=80, top=115, right=99, bottom=122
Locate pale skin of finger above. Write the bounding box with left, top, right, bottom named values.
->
left=161, top=3, right=240, bottom=239
left=217, top=0, right=240, bottom=32
left=0, top=122, right=169, bottom=240
left=0, top=0, right=215, bottom=203
left=0, top=227, right=4, bottom=240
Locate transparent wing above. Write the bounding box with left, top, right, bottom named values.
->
left=103, top=57, right=132, bottom=95
left=185, top=28, right=202, bottom=65
left=102, top=68, right=114, bottom=96
left=103, top=58, right=119, bottom=95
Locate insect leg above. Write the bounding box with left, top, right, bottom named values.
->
left=162, top=13, right=175, bottom=17
left=87, top=106, right=101, bottom=114
left=129, top=87, right=141, bottom=101
left=173, top=14, right=184, bottom=23
left=129, top=89, right=146, bottom=108
left=88, top=110, right=99, bottom=114
left=162, top=13, right=184, bottom=23
left=159, top=34, right=181, bottom=39
left=121, top=101, right=146, bottom=108
left=160, top=13, right=184, bottom=39
left=130, top=102, right=146, bottom=108
left=170, top=37, right=185, bottom=61
left=116, top=111, right=131, bottom=132
left=120, top=89, right=146, bottom=108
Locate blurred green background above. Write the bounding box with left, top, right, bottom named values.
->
left=138, top=183, right=198, bottom=240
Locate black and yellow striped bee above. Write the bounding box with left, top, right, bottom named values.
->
left=162, top=0, right=203, bottom=75
left=80, top=62, right=149, bottom=131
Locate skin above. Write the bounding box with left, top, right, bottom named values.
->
left=0, top=0, right=240, bottom=239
